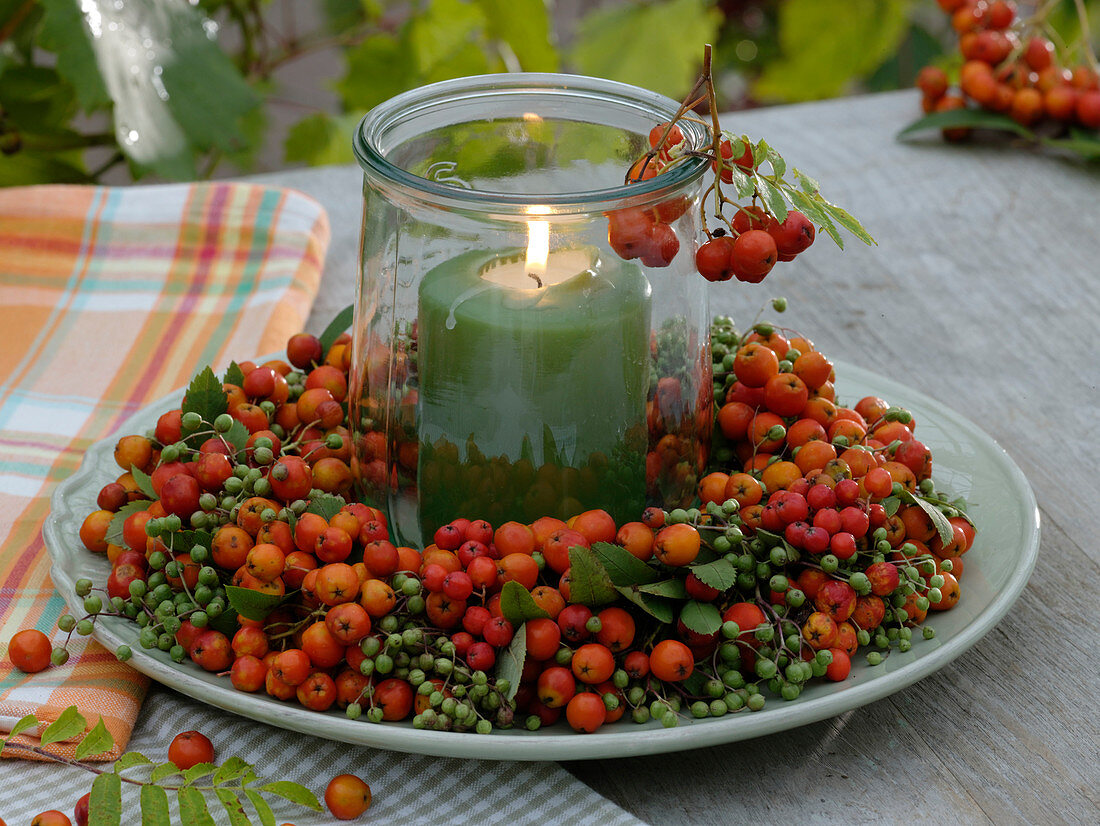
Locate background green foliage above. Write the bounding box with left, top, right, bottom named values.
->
left=0, top=0, right=1097, bottom=186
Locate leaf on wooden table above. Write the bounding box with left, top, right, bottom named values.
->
left=636, top=578, right=688, bottom=599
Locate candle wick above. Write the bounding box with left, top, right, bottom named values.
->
left=527, top=271, right=544, bottom=288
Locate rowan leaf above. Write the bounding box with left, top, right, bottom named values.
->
left=567, top=545, right=618, bottom=607
left=225, top=586, right=284, bottom=622
left=590, top=541, right=659, bottom=587
left=689, top=558, right=737, bottom=592
left=901, top=491, right=956, bottom=547
left=151, top=762, right=182, bottom=783
left=636, top=578, right=688, bottom=599
left=616, top=586, right=675, bottom=624
left=183, top=762, right=217, bottom=784
left=105, top=500, right=154, bottom=548
left=75, top=716, right=115, bottom=761
left=114, top=751, right=153, bottom=773
left=499, top=581, right=550, bottom=626
left=755, top=176, right=789, bottom=223
left=140, top=783, right=170, bottom=826
left=41, top=706, right=86, bottom=746
left=256, top=781, right=323, bottom=812
left=130, top=465, right=157, bottom=500
left=215, top=788, right=251, bottom=826
left=244, top=789, right=276, bottom=826
left=178, top=786, right=216, bottom=826
left=495, top=622, right=526, bottom=701
left=679, top=601, right=722, bottom=636
left=213, top=756, right=251, bottom=785
left=88, top=771, right=121, bottom=826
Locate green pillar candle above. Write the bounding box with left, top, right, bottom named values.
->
left=416, top=244, right=652, bottom=534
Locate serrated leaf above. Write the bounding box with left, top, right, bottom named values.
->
left=151, top=761, right=182, bottom=783
left=106, top=500, right=154, bottom=548
left=114, top=751, right=153, bottom=773
left=182, top=366, right=228, bottom=424
left=223, top=361, right=246, bottom=388
left=499, top=581, right=550, bottom=626
left=41, top=706, right=86, bottom=746
left=636, top=578, right=688, bottom=599
left=257, top=781, right=323, bottom=812
left=221, top=420, right=250, bottom=455
left=75, top=716, right=115, bottom=760
left=571, top=0, right=720, bottom=98
left=171, top=529, right=214, bottom=556
left=305, top=492, right=346, bottom=521
left=590, top=541, right=659, bottom=587
left=616, top=586, right=675, bottom=624
left=794, top=170, right=821, bottom=196
left=729, top=164, right=756, bottom=200
left=318, top=304, right=354, bottom=359
left=130, top=465, right=157, bottom=500
left=689, top=558, right=737, bottom=591
left=495, top=621, right=526, bottom=701
left=787, top=189, right=843, bottom=247
left=140, top=783, right=170, bottom=826
left=215, top=788, right=251, bottom=826
left=680, top=601, right=722, bottom=635
left=225, top=586, right=284, bottom=622
left=901, top=491, right=956, bottom=547
left=883, top=496, right=901, bottom=517
left=566, top=545, right=618, bottom=607
left=178, top=786, right=216, bottom=826
left=213, top=756, right=251, bottom=785
left=751, top=139, right=769, bottom=169
left=766, top=146, right=786, bottom=178
left=681, top=668, right=708, bottom=696
left=244, top=789, right=276, bottom=826
left=183, top=762, right=216, bottom=784
left=88, top=771, right=121, bottom=826
left=755, top=176, right=789, bottom=223
left=209, top=607, right=241, bottom=636
left=818, top=201, right=876, bottom=246
left=896, top=107, right=1036, bottom=140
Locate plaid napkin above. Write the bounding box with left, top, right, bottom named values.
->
left=0, top=182, right=329, bottom=760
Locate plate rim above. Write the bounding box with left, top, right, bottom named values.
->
left=43, top=359, right=1041, bottom=761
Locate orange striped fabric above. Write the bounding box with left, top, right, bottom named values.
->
left=0, top=183, right=329, bottom=760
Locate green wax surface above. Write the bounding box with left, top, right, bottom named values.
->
left=416, top=247, right=652, bottom=532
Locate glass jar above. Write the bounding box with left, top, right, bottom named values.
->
left=351, top=73, right=712, bottom=548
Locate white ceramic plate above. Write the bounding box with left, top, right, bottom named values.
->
left=43, top=361, right=1039, bottom=761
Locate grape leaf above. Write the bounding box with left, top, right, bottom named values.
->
left=139, top=783, right=170, bottom=826
left=222, top=361, right=246, bottom=388
left=616, top=586, right=675, bottom=624
left=41, top=706, right=86, bottom=746
left=75, top=716, right=115, bottom=760
left=318, top=304, right=354, bottom=360
left=257, top=781, right=323, bottom=811
left=244, top=789, right=276, bottom=826
left=284, top=112, right=361, bottom=167
left=680, top=601, right=722, bottom=636
left=88, top=771, right=121, bottom=826
left=636, top=579, right=688, bottom=599
left=590, top=541, right=659, bottom=587
left=566, top=545, right=618, bottom=607
left=178, top=786, right=215, bottom=826
left=130, top=465, right=157, bottom=500
left=106, top=500, right=153, bottom=548
left=215, top=788, right=251, bottom=826
left=305, top=492, right=346, bottom=521
left=225, top=586, right=284, bottom=622
left=499, top=581, right=550, bottom=626
left=495, top=621, right=526, bottom=701
left=689, top=558, right=737, bottom=591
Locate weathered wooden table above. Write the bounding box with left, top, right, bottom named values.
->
left=256, top=89, right=1099, bottom=825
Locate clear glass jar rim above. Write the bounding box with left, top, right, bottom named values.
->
left=353, top=73, right=710, bottom=216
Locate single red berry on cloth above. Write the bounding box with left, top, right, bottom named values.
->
left=30, top=812, right=71, bottom=826
left=325, top=774, right=372, bottom=820
left=168, top=730, right=215, bottom=770
left=9, top=628, right=53, bottom=673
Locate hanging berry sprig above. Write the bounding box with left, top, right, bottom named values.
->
left=608, top=45, right=875, bottom=284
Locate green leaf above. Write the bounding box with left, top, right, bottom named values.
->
left=105, top=500, right=153, bottom=548
left=729, top=164, right=756, bottom=200
left=140, top=783, right=170, bottom=826
left=571, top=0, right=721, bottom=98
left=616, top=586, right=675, bottom=624
left=209, top=607, right=241, bottom=637
left=765, top=145, right=786, bottom=178
left=183, top=762, right=217, bottom=784
left=755, top=176, right=789, bottom=223
left=896, top=107, right=1037, bottom=140
left=883, top=496, right=901, bottom=517
left=213, top=756, right=251, bottom=785
left=335, top=33, right=418, bottom=112
left=305, top=492, right=346, bottom=521
left=0, top=151, right=89, bottom=187
left=75, top=716, right=115, bottom=761
left=182, top=366, right=228, bottom=424
left=410, top=0, right=491, bottom=78
left=566, top=545, right=619, bottom=607
left=8, top=713, right=38, bottom=738
left=223, top=361, right=246, bottom=388
left=541, top=424, right=559, bottom=466
left=681, top=668, right=708, bottom=696
left=41, top=706, right=86, bottom=746
left=817, top=201, right=876, bottom=247
left=150, top=762, right=183, bottom=783
left=177, top=786, right=216, bottom=826
left=114, top=750, right=153, bottom=773
left=0, top=66, right=78, bottom=132
left=679, top=601, right=722, bottom=635
left=244, top=789, right=276, bottom=826
left=215, top=788, right=251, bottom=826
left=495, top=621, right=526, bottom=701
left=37, top=0, right=110, bottom=110
left=88, top=771, right=121, bottom=826
left=750, top=138, right=770, bottom=169
left=901, top=491, right=955, bottom=547
left=221, top=420, right=250, bottom=456
left=636, top=578, right=688, bottom=599
left=794, top=170, right=821, bottom=196
left=130, top=465, right=157, bottom=500
left=1041, top=128, right=1100, bottom=160
left=689, top=558, right=737, bottom=591
left=755, top=0, right=909, bottom=102
left=473, top=0, right=559, bottom=71
left=786, top=189, right=843, bottom=247
left=499, top=581, right=550, bottom=626
left=225, top=586, right=284, bottom=622
left=283, top=112, right=360, bottom=167
left=257, top=781, right=323, bottom=812
left=318, top=304, right=354, bottom=359
left=589, top=541, right=659, bottom=587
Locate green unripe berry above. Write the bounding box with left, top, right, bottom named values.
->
left=74, top=578, right=94, bottom=597
left=51, top=648, right=70, bottom=666
left=747, top=693, right=766, bottom=711
left=58, top=614, right=76, bottom=633
left=181, top=411, right=202, bottom=431
left=866, top=651, right=883, bottom=666
left=75, top=619, right=94, bottom=636
left=213, top=413, right=233, bottom=433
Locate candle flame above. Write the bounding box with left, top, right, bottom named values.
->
left=525, top=220, right=549, bottom=287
